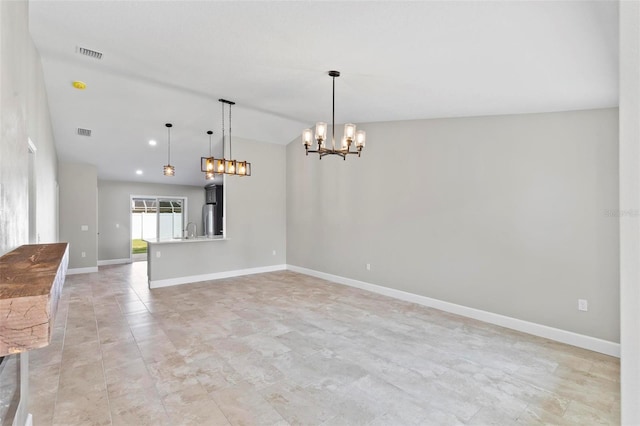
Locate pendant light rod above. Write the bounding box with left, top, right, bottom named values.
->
left=219, top=98, right=235, bottom=159
left=166, top=123, right=172, bottom=163
left=330, top=70, right=339, bottom=150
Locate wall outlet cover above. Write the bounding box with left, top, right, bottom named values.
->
left=578, top=299, right=588, bottom=311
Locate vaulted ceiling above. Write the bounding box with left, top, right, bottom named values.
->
left=29, top=1, right=619, bottom=186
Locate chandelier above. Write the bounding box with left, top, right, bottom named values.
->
left=163, top=123, right=175, bottom=176
left=302, top=71, right=366, bottom=159
left=201, top=99, right=251, bottom=177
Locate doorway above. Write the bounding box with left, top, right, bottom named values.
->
left=130, top=196, right=186, bottom=260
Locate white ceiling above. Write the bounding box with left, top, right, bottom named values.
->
left=29, top=1, right=619, bottom=187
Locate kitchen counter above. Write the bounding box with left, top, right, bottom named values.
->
left=144, top=236, right=227, bottom=244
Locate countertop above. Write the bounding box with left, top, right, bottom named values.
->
left=144, top=236, right=227, bottom=245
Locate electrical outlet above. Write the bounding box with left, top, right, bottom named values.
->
left=272, top=250, right=276, bottom=256
left=81, top=252, right=86, bottom=258
left=366, top=263, right=371, bottom=271
left=578, top=299, right=588, bottom=312
left=156, top=251, right=161, bottom=258
left=81, top=225, right=88, bottom=231
left=115, top=223, right=119, bottom=228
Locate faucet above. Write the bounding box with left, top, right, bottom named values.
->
left=185, top=222, right=197, bottom=239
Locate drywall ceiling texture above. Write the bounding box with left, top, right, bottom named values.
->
left=97, top=180, right=205, bottom=262
left=0, top=0, right=29, bottom=255
left=27, top=1, right=618, bottom=186
left=58, top=163, right=97, bottom=269
left=287, top=108, right=619, bottom=343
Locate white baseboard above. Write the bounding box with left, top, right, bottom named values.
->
left=286, top=264, right=620, bottom=358
left=149, top=264, right=287, bottom=289
left=97, top=258, right=131, bottom=266
left=67, top=266, right=99, bottom=275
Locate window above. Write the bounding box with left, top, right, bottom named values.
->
left=131, top=196, right=186, bottom=257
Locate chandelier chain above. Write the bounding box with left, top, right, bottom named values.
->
left=229, top=103, right=232, bottom=159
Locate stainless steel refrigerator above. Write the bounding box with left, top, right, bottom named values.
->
left=203, top=185, right=223, bottom=236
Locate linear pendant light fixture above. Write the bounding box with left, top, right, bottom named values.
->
left=201, top=99, right=251, bottom=178
left=303, top=70, right=366, bottom=160
left=163, top=123, right=175, bottom=176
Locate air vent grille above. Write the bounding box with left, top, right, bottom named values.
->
left=77, top=128, right=92, bottom=137
left=78, top=47, right=103, bottom=60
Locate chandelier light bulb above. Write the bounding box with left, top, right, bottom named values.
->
left=315, top=122, right=327, bottom=143
left=356, top=130, right=366, bottom=147
left=344, top=123, right=356, bottom=141
left=302, top=129, right=313, bottom=147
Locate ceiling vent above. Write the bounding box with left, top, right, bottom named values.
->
left=77, top=128, right=92, bottom=137
left=77, top=46, right=103, bottom=60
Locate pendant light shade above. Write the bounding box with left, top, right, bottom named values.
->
left=201, top=130, right=216, bottom=180
left=163, top=123, right=175, bottom=176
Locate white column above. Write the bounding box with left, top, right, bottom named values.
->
left=620, top=1, right=640, bottom=423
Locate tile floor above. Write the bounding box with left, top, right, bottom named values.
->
left=17, top=262, right=620, bottom=425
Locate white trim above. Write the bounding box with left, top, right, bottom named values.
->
left=286, top=265, right=620, bottom=358
left=149, top=264, right=287, bottom=289
left=25, top=414, right=33, bottom=426
left=67, top=266, right=99, bottom=275
left=97, top=258, right=131, bottom=266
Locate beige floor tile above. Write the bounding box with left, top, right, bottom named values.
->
left=22, top=263, right=619, bottom=426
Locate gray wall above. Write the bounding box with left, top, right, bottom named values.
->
left=286, top=108, right=619, bottom=343
left=59, top=163, right=97, bottom=269
left=0, top=1, right=59, bottom=423
left=0, top=0, right=58, bottom=256
left=97, top=180, right=205, bottom=261
left=147, top=137, right=287, bottom=280
left=620, top=1, right=640, bottom=421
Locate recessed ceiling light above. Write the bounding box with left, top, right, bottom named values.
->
left=148, top=140, right=157, bottom=146
left=136, top=170, right=143, bottom=175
